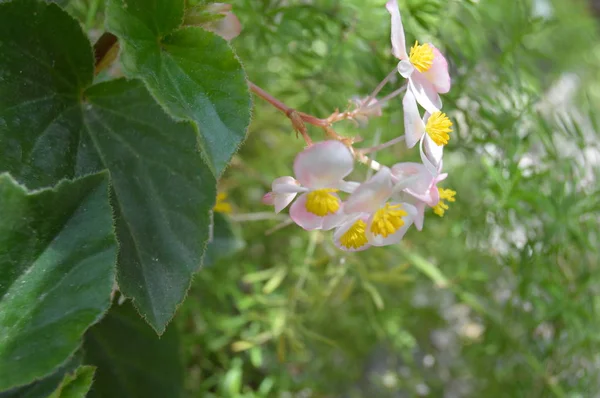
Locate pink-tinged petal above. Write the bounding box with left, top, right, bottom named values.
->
left=409, top=72, right=442, bottom=114
left=262, top=192, right=274, bottom=205
left=403, top=91, right=425, bottom=148
left=386, top=0, right=408, bottom=60
left=333, top=214, right=372, bottom=252
left=366, top=203, right=417, bottom=246
left=272, top=176, right=307, bottom=194
left=423, top=45, right=451, bottom=93
left=344, top=167, right=393, bottom=214
left=274, top=193, right=297, bottom=214
left=391, top=162, right=432, bottom=196
left=289, top=193, right=325, bottom=230
left=398, top=60, right=414, bottom=78
left=294, top=141, right=354, bottom=189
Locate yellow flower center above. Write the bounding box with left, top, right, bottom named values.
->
left=433, top=188, right=456, bottom=217
left=305, top=189, right=340, bottom=216
left=370, top=203, right=408, bottom=238
left=425, top=112, right=453, bottom=146
left=339, top=220, right=368, bottom=250
left=213, top=192, right=232, bottom=214
left=409, top=41, right=434, bottom=73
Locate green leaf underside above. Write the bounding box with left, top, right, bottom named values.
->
left=0, top=173, right=116, bottom=391
left=203, top=212, right=244, bottom=267
left=0, top=1, right=217, bottom=333
left=0, top=351, right=83, bottom=398
left=84, top=302, right=184, bottom=398
left=48, top=366, right=96, bottom=398
left=106, top=0, right=252, bottom=176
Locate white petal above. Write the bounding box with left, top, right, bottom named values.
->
left=419, top=136, right=439, bottom=175
left=366, top=203, right=417, bottom=246
left=272, top=176, right=307, bottom=194
left=274, top=192, right=297, bottom=213
left=398, top=60, right=414, bottom=78
left=409, top=72, right=442, bottom=114
left=344, top=167, right=393, bottom=214
left=336, top=180, right=361, bottom=193
left=402, top=91, right=425, bottom=148
left=294, top=141, right=354, bottom=189
left=423, top=133, right=444, bottom=171
left=386, top=0, right=408, bottom=60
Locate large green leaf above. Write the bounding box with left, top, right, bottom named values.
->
left=84, top=79, right=216, bottom=332
left=0, top=173, right=116, bottom=391
left=0, top=0, right=96, bottom=189
left=84, top=302, right=184, bottom=398
left=0, top=1, right=217, bottom=333
left=105, top=0, right=252, bottom=175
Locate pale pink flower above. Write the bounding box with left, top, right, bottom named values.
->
left=386, top=0, right=451, bottom=113
left=333, top=167, right=417, bottom=251
left=402, top=90, right=453, bottom=166
left=263, top=141, right=355, bottom=230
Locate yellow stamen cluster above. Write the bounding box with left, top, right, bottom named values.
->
left=409, top=41, right=434, bottom=73
left=339, top=220, right=368, bottom=249
left=370, top=203, right=407, bottom=238
left=305, top=189, right=340, bottom=216
left=213, top=192, right=232, bottom=214
left=425, top=112, right=453, bottom=146
left=433, top=188, right=456, bottom=217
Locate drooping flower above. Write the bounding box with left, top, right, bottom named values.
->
left=386, top=0, right=451, bottom=113
left=403, top=89, right=453, bottom=154
left=262, top=140, right=355, bottom=230
left=333, top=167, right=417, bottom=251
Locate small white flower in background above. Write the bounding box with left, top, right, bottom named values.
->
left=386, top=0, right=451, bottom=113
left=262, top=140, right=355, bottom=231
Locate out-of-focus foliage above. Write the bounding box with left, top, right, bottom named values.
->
left=179, top=0, right=600, bottom=396
left=59, top=0, right=600, bottom=396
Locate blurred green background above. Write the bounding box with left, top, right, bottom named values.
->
left=71, top=0, right=600, bottom=396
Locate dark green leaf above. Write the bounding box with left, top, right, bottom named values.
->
left=0, top=1, right=218, bottom=333
left=84, top=302, right=183, bottom=398
left=0, top=0, right=95, bottom=189
left=0, top=173, right=115, bottom=391
left=48, top=366, right=96, bottom=398
left=106, top=0, right=252, bottom=175
left=84, top=79, right=216, bottom=333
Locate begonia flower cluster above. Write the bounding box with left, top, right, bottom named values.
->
left=263, top=0, right=456, bottom=251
